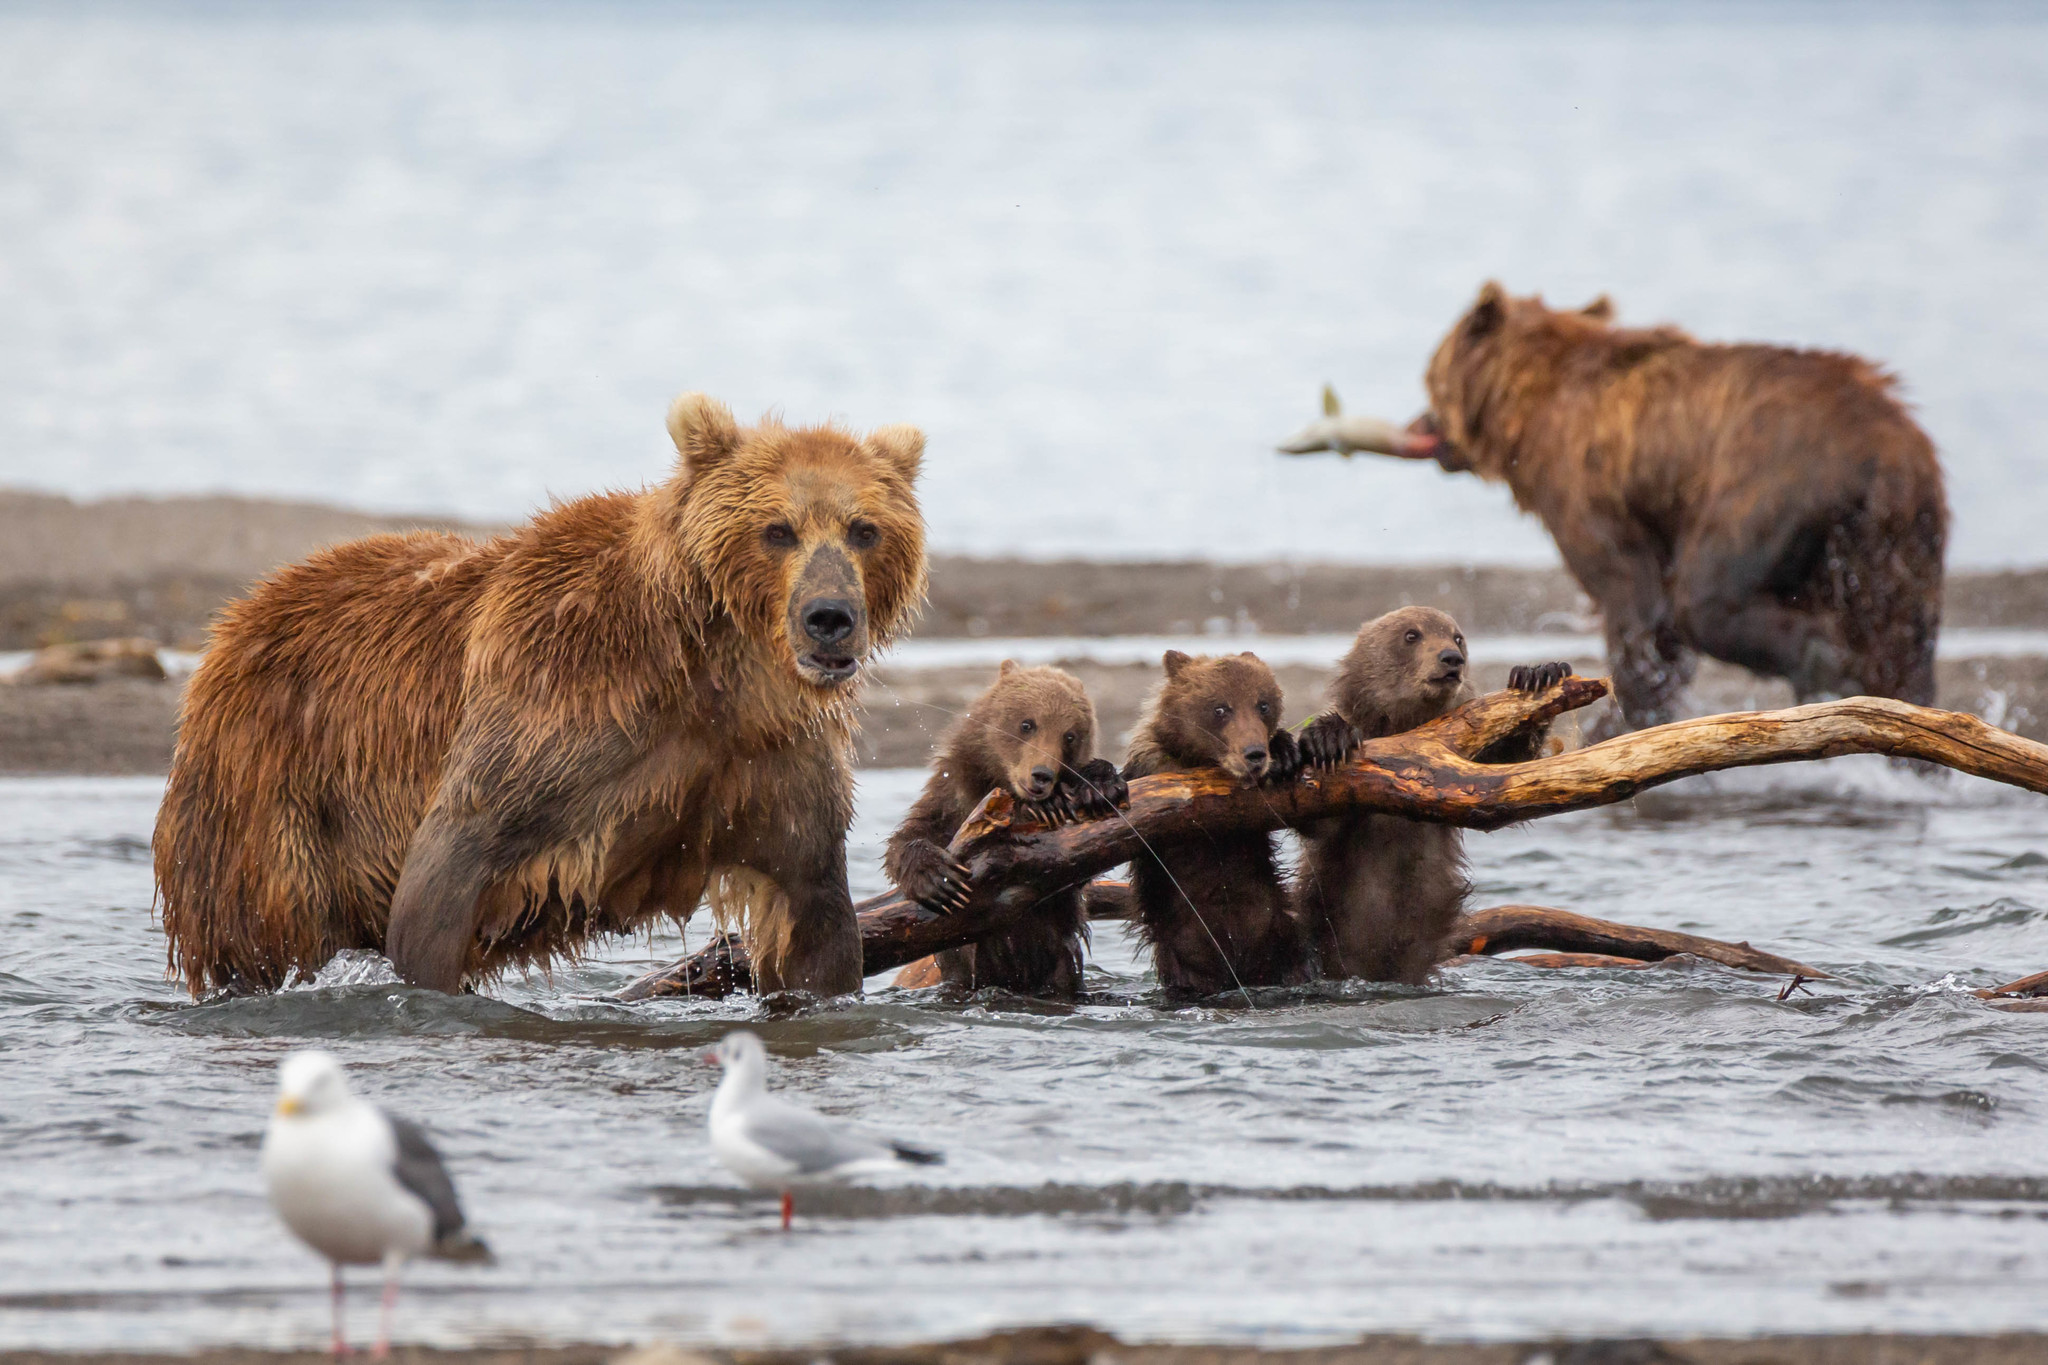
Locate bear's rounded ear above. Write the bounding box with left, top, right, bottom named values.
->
left=999, top=658, right=1020, bottom=677
left=1162, top=649, right=1192, bottom=678
left=1580, top=293, right=1614, bottom=322
left=667, top=393, right=740, bottom=477
left=866, top=424, right=925, bottom=483
left=1468, top=280, right=1506, bottom=337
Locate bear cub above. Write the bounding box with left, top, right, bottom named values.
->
left=1294, top=606, right=1569, bottom=984
left=886, top=660, right=1127, bottom=995
left=1122, top=650, right=1313, bottom=995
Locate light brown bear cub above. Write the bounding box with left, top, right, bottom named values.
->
left=1293, top=606, right=1568, bottom=984
left=886, top=661, right=1127, bottom=995
left=1122, top=650, right=1312, bottom=995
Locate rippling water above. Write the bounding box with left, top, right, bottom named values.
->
left=6, top=764, right=2048, bottom=1349
left=2, top=3, right=2046, bottom=564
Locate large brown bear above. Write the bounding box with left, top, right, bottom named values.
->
left=1121, top=651, right=1312, bottom=996
left=154, top=395, right=926, bottom=998
left=886, top=660, right=1127, bottom=996
left=1294, top=607, right=1566, bottom=984
left=1396, top=283, right=1947, bottom=730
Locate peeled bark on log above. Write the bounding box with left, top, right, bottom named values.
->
left=1975, top=969, right=2048, bottom=1000
left=1464, top=951, right=1660, bottom=971
left=1448, top=904, right=1830, bottom=978
left=614, top=682, right=2048, bottom=1002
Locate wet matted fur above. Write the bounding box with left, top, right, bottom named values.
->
left=154, top=395, right=926, bottom=996
left=1416, top=282, right=1947, bottom=730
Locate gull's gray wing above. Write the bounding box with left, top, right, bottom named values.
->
left=743, top=1095, right=894, bottom=1175
left=387, top=1115, right=468, bottom=1244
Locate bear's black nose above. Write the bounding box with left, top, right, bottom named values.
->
left=1438, top=648, right=1466, bottom=669
left=1242, top=746, right=1267, bottom=767
left=803, top=599, right=858, bottom=645
left=1028, top=766, right=1056, bottom=789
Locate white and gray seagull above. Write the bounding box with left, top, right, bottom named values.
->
left=705, top=1030, right=942, bottom=1230
left=260, top=1050, right=491, bottom=1357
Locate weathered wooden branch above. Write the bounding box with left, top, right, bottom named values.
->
left=1447, top=904, right=1829, bottom=978
left=1976, top=969, right=2048, bottom=1000
left=613, top=682, right=2048, bottom=1002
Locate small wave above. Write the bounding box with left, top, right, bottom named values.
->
left=1882, top=897, right=2043, bottom=947
left=645, top=1172, right=2048, bottom=1222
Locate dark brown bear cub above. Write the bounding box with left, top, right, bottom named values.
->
left=1293, top=606, right=1568, bottom=985
left=886, top=660, right=1126, bottom=995
left=1122, top=650, right=1311, bottom=996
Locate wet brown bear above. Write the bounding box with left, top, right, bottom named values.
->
left=1121, top=650, right=1311, bottom=996
left=1294, top=607, right=1567, bottom=984
left=154, top=394, right=926, bottom=998
left=1397, top=283, right=1946, bottom=730
left=886, top=661, right=1127, bottom=995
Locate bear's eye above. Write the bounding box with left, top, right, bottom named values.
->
left=1404, top=629, right=1421, bottom=645
left=1213, top=704, right=1230, bottom=721
left=1454, top=635, right=1465, bottom=649
left=1256, top=700, right=1270, bottom=716
left=848, top=520, right=880, bottom=550
left=763, top=523, right=798, bottom=550
left=1020, top=719, right=1037, bottom=735
left=1063, top=731, right=1076, bottom=747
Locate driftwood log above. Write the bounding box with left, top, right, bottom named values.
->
left=1446, top=904, right=1830, bottom=978
left=615, top=679, right=2048, bottom=1002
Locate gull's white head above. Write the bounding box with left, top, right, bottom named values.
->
left=273, top=1050, right=353, bottom=1119
left=703, top=1030, right=767, bottom=1074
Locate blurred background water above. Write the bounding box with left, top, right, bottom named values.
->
left=1, top=1, right=2044, bottom=564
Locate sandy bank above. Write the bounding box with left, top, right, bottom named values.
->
left=7, top=491, right=2048, bottom=651
left=6, top=654, right=2045, bottom=776
left=10, top=1326, right=2048, bottom=1365
left=4, top=491, right=2045, bottom=774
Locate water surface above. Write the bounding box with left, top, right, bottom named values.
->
left=5, top=764, right=2048, bottom=1348
left=2, top=3, right=2045, bottom=564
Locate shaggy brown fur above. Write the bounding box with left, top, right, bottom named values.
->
left=1121, top=651, right=1310, bottom=996
left=1407, top=283, right=1947, bottom=730
left=886, top=660, right=1126, bottom=995
left=1294, top=607, right=1565, bottom=984
left=154, top=394, right=927, bottom=998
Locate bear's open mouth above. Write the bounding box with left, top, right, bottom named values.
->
left=802, top=651, right=859, bottom=683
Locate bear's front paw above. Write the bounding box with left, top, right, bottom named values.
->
left=894, top=838, right=973, bottom=914
left=1264, top=728, right=1303, bottom=784
left=1508, top=661, right=1572, bottom=692
left=1297, top=712, right=1361, bottom=769
left=1058, top=757, right=1129, bottom=817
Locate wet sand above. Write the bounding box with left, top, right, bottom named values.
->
left=11, top=1327, right=2048, bottom=1365
left=4, top=490, right=2046, bottom=773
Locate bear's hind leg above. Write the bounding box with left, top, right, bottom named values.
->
left=1672, top=522, right=1854, bottom=702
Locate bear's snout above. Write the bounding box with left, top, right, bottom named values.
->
left=787, top=544, right=871, bottom=686
left=1241, top=745, right=1268, bottom=775
left=1025, top=765, right=1057, bottom=799
left=802, top=598, right=857, bottom=646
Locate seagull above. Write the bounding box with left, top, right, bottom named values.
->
left=704, top=1030, right=942, bottom=1230
left=260, top=1051, right=490, bottom=1357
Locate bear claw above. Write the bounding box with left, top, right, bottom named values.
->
left=895, top=838, right=973, bottom=913
left=1265, top=728, right=1303, bottom=784
left=1508, top=661, right=1572, bottom=692
left=1058, top=758, right=1130, bottom=817
left=1297, top=712, right=1362, bottom=769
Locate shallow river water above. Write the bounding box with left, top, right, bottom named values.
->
left=5, top=762, right=2048, bottom=1349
